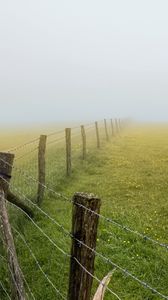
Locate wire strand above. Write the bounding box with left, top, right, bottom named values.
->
left=1, top=158, right=167, bottom=252
left=6, top=187, right=168, bottom=300
left=12, top=227, right=66, bottom=300
left=0, top=281, right=11, bottom=300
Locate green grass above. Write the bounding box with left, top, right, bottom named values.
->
left=0, top=123, right=168, bottom=299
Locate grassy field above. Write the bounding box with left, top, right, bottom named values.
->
left=0, top=123, right=168, bottom=300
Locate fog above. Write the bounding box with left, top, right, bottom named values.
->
left=0, top=0, right=168, bottom=124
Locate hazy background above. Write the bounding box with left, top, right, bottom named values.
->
left=0, top=0, right=168, bottom=125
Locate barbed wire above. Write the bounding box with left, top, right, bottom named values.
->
left=20, top=271, right=36, bottom=300
left=47, top=122, right=97, bottom=136
left=0, top=280, right=11, bottom=300
left=1, top=131, right=168, bottom=298
left=0, top=158, right=70, bottom=201
left=8, top=200, right=70, bottom=258
left=73, top=201, right=168, bottom=251
left=10, top=204, right=122, bottom=300
left=0, top=252, right=6, bottom=262
left=0, top=233, right=36, bottom=300
left=5, top=209, right=69, bottom=299
left=5, top=185, right=168, bottom=300
left=1, top=232, right=66, bottom=300
left=47, top=125, right=97, bottom=146
left=15, top=147, right=38, bottom=161
left=12, top=226, right=66, bottom=300
left=72, top=237, right=168, bottom=300
left=47, top=129, right=65, bottom=138
left=21, top=192, right=168, bottom=300
left=10, top=172, right=168, bottom=252
left=7, top=182, right=71, bottom=238
left=1, top=157, right=168, bottom=257
left=1, top=157, right=167, bottom=252
left=4, top=137, right=39, bottom=154
left=0, top=234, right=25, bottom=300
left=5, top=192, right=122, bottom=299
left=73, top=259, right=121, bottom=300
left=1, top=190, right=69, bottom=299
left=2, top=119, right=114, bottom=155
left=5, top=181, right=125, bottom=262
left=6, top=260, right=24, bottom=300
left=47, top=136, right=65, bottom=147
left=0, top=119, right=125, bottom=299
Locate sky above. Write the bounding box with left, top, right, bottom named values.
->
left=0, top=0, right=168, bottom=125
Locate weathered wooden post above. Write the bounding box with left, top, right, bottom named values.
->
left=68, top=192, right=101, bottom=300
left=81, top=125, right=86, bottom=160
left=0, top=153, right=33, bottom=216
left=115, top=119, right=119, bottom=135
left=0, top=152, right=14, bottom=194
left=95, top=122, right=100, bottom=149
left=37, top=135, right=47, bottom=205
left=104, top=119, right=109, bottom=141
left=110, top=119, right=115, bottom=137
left=65, top=128, right=72, bottom=176
left=0, top=152, right=26, bottom=300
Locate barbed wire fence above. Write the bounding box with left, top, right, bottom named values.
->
left=1, top=170, right=168, bottom=299
left=0, top=118, right=118, bottom=300
left=0, top=118, right=167, bottom=300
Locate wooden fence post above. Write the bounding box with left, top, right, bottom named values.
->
left=65, top=128, right=72, bottom=176
left=81, top=125, right=86, bottom=160
left=110, top=119, right=115, bottom=137
left=0, top=152, right=14, bottom=194
left=0, top=152, right=26, bottom=300
left=95, top=122, right=100, bottom=149
left=0, top=153, right=33, bottom=217
left=104, top=119, right=109, bottom=141
left=68, top=192, right=101, bottom=300
left=119, top=118, right=122, bottom=131
left=37, top=135, right=47, bottom=205
left=115, top=119, right=119, bottom=135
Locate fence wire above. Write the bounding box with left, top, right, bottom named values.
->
left=1, top=119, right=167, bottom=300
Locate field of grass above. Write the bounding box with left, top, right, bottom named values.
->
left=0, top=123, right=168, bottom=300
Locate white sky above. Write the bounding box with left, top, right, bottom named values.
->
left=0, top=0, right=168, bottom=124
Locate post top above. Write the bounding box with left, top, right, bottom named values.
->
left=73, top=192, right=100, bottom=201
left=0, top=152, right=14, bottom=157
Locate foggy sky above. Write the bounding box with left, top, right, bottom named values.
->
left=0, top=0, right=168, bottom=124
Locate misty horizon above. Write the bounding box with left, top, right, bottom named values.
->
left=1, top=0, right=168, bottom=125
